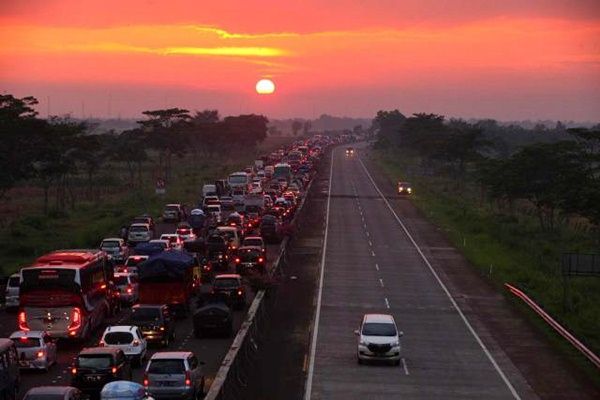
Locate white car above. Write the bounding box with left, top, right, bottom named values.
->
left=206, top=204, right=222, bottom=224
left=117, top=255, right=149, bottom=275
left=160, top=234, right=184, bottom=250
left=113, top=272, right=139, bottom=304
left=100, top=325, right=147, bottom=367
left=128, top=223, right=153, bottom=243
left=10, top=330, right=57, bottom=371
left=4, top=273, right=20, bottom=309
left=100, top=238, right=129, bottom=262
left=355, top=314, right=403, bottom=365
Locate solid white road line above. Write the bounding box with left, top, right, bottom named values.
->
left=358, top=157, right=522, bottom=400
left=304, top=148, right=334, bottom=400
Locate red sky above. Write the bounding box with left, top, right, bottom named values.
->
left=1, top=0, right=599, bottom=121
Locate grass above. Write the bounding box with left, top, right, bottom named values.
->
left=372, top=147, right=600, bottom=384
left=0, top=136, right=293, bottom=275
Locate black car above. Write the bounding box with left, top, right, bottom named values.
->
left=212, top=274, right=245, bottom=310
left=71, top=347, right=132, bottom=397
left=234, top=246, right=266, bottom=275
left=128, top=304, right=175, bottom=347
left=193, top=297, right=233, bottom=338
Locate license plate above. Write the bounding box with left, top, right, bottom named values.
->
left=19, top=361, right=29, bottom=367
left=86, top=375, right=102, bottom=381
left=158, top=381, right=176, bottom=387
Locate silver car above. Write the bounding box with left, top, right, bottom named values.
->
left=100, top=238, right=129, bottom=263
left=4, top=273, right=20, bottom=309
left=128, top=223, right=153, bottom=243
left=145, top=352, right=205, bottom=400
left=10, top=330, right=57, bottom=371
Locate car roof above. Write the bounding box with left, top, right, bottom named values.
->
left=104, top=325, right=137, bottom=333
left=363, top=313, right=395, bottom=324
left=79, top=346, right=121, bottom=356
left=132, top=304, right=167, bottom=309
left=238, top=246, right=262, bottom=251
left=166, top=203, right=181, bottom=207
left=151, top=351, right=192, bottom=360
left=161, top=233, right=178, bottom=237
left=216, top=226, right=236, bottom=231
left=9, top=273, right=20, bottom=278
left=102, top=238, right=123, bottom=242
left=244, top=236, right=263, bottom=241
left=10, top=330, right=45, bottom=339
left=128, top=255, right=148, bottom=259
left=215, top=274, right=242, bottom=280
left=130, top=223, right=149, bottom=228
left=25, top=386, right=77, bottom=395
left=113, top=272, right=133, bottom=277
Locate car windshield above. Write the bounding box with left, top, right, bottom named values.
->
left=148, top=359, right=185, bottom=374
left=101, top=241, right=120, bottom=248
left=208, top=206, right=220, bottom=212
left=12, top=337, right=41, bottom=348
left=129, top=226, right=148, bottom=232
left=165, top=206, right=179, bottom=211
left=214, top=278, right=240, bottom=288
left=8, top=277, right=20, bottom=287
left=104, top=331, right=134, bottom=345
left=78, top=355, right=112, bottom=369
left=362, top=322, right=397, bottom=336
left=131, top=307, right=161, bottom=321
left=244, top=239, right=262, bottom=247
left=229, top=176, right=248, bottom=184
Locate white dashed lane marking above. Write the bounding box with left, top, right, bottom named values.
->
left=379, top=278, right=384, bottom=288
left=384, top=298, right=390, bottom=309
left=375, top=263, right=379, bottom=271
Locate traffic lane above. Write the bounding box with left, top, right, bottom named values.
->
left=348, top=153, right=520, bottom=398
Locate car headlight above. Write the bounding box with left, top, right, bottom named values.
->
left=392, top=341, right=400, bottom=347
left=407, top=188, right=412, bottom=193
left=359, top=340, right=369, bottom=346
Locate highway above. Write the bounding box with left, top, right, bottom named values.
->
left=0, top=220, right=283, bottom=398
left=305, top=144, right=533, bottom=400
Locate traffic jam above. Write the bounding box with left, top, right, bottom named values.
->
left=2, top=137, right=334, bottom=400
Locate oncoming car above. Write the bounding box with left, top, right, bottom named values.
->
left=345, top=147, right=355, bottom=156
left=355, top=313, right=403, bottom=365
left=397, top=181, right=412, bottom=195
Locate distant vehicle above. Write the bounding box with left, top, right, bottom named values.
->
left=206, top=204, right=222, bottom=224
left=215, top=226, right=241, bottom=251
left=234, top=247, right=266, bottom=275
left=113, top=273, right=139, bottom=304
left=144, top=351, right=205, bottom=400
left=254, top=159, right=264, bottom=170
left=231, top=188, right=246, bottom=206
left=227, top=171, right=250, bottom=190
left=23, top=386, right=82, bottom=400
left=193, top=298, right=233, bottom=338
left=273, top=163, right=292, bottom=182
left=201, top=184, right=217, bottom=198
left=264, top=165, right=274, bottom=178
left=345, top=147, right=355, bottom=156
left=176, top=222, right=196, bottom=241
left=212, top=274, right=245, bottom=309
left=19, top=250, right=111, bottom=339
left=397, top=181, right=412, bottom=195
left=162, top=204, right=184, bottom=223
left=121, top=255, right=149, bottom=274
left=100, top=381, right=153, bottom=400
left=131, top=216, right=155, bottom=231
left=99, top=325, right=148, bottom=367
left=100, top=238, right=129, bottom=263
left=202, top=195, right=220, bottom=208
left=4, top=273, right=20, bottom=310
left=128, top=304, right=175, bottom=347
left=242, top=236, right=266, bottom=255
left=214, top=179, right=230, bottom=197
left=71, top=347, right=132, bottom=396
left=10, top=330, right=57, bottom=371
left=219, top=196, right=235, bottom=211
left=147, top=239, right=170, bottom=251
left=0, top=339, right=20, bottom=399
left=160, top=234, right=184, bottom=251
left=128, top=223, right=153, bottom=244
left=355, top=313, right=403, bottom=365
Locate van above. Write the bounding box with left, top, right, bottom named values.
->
left=0, top=338, right=20, bottom=399
left=4, top=273, right=20, bottom=310
left=201, top=184, right=217, bottom=198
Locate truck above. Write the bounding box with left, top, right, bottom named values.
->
left=138, top=252, right=196, bottom=316
left=201, top=184, right=217, bottom=198
left=273, top=163, right=292, bottom=182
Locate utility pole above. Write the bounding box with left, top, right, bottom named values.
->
left=47, top=96, right=51, bottom=118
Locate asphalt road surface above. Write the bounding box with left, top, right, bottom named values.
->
left=305, top=144, right=536, bottom=400
left=1, top=220, right=283, bottom=399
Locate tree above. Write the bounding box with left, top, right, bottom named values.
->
left=372, top=110, right=406, bottom=146
left=303, top=120, right=312, bottom=136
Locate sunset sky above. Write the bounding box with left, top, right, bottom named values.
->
left=1, top=0, right=599, bottom=121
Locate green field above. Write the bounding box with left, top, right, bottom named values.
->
left=0, top=136, right=293, bottom=275
left=372, top=147, right=600, bottom=382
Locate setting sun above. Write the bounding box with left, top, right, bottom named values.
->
left=256, top=79, right=275, bottom=95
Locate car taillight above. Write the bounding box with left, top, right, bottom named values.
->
left=143, top=373, right=149, bottom=387
left=112, top=366, right=118, bottom=374
left=37, top=350, right=45, bottom=358
left=99, top=340, right=105, bottom=347
left=132, top=339, right=140, bottom=347
left=159, top=326, right=165, bottom=331
left=18, top=311, right=29, bottom=331
left=237, top=289, right=243, bottom=296
left=185, top=371, right=192, bottom=386
left=235, top=258, right=241, bottom=263
left=71, top=367, right=77, bottom=375
left=258, top=257, right=264, bottom=263
left=68, top=307, right=82, bottom=332
left=127, top=285, right=133, bottom=294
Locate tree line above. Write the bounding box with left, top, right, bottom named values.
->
left=373, top=110, right=600, bottom=232
left=1, top=94, right=269, bottom=214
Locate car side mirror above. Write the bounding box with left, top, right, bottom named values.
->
left=398, top=331, right=404, bottom=337
left=353, top=330, right=360, bottom=336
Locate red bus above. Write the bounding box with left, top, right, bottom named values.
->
left=18, top=250, right=111, bottom=339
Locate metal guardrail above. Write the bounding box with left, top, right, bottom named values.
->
left=505, top=283, right=600, bottom=369
left=205, top=174, right=317, bottom=399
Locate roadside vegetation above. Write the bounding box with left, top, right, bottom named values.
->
left=371, top=111, right=600, bottom=366
left=0, top=94, right=290, bottom=275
